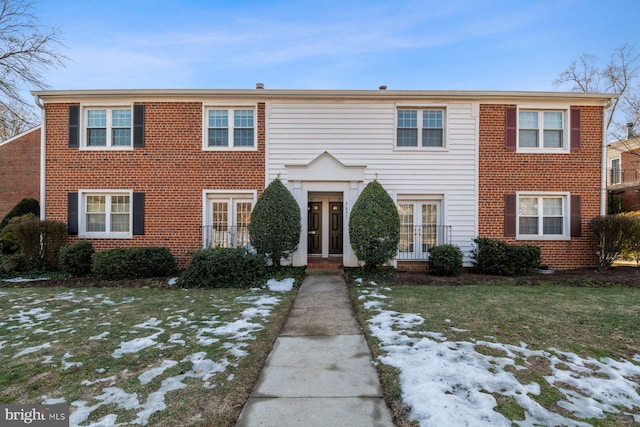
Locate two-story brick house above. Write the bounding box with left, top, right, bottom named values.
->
left=33, top=88, right=614, bottom=270
left=607, top=125, right=640, bottom=212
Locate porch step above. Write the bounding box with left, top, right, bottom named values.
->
left=307, top=257, right=343, bottom=270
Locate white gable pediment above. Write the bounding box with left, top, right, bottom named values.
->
left=285, top=151, right=365, bottom=182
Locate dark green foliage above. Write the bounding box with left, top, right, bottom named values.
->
left=59, top=241, right=95, bottom=277
left=349, top=180, right=400, bottom=269
left=0, top=198, right=39, bottom=230
left=472, top=237, right=541, bottom=276
left=40, top=221, right=68, bottom=270
left=589, top=215, right=635, bottom=271
left=249, top=179, right=301, bottom=267
left=0, top=214, right=36, bottom=255
left=428, top=244, right=463, bottom=276
left=92, top=247, right=176, bottom=280
left=178, top=246, right=267, bottom=288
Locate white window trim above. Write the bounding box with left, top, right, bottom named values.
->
left=516, top=191, right=571, bottom=241
left=516, top=106, right=570, bottom=154
left=78, top=189, right=133, bottom=239
left=609, top=157, right=622, bottom=185
left=394, top=104, right=448, bottom=151
left=202, top=190, right=257, bottom=248
left=80, top=104, right=134, bottom=151
left=202, top=104, right=258, bottom=151
left=396, top=195, right=444, bottom=259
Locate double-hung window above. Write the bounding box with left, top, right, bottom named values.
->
left=610, top=158, right=621, bottom=185
left=85, top=107, right=132, bottom=148
left=517, top=194, right=568, bottom=239
left=396, top=108, right=445, bottom=148
left=518, top=110, right=565, bottom=150
left=205, top=107, right=256, bottom=149
left=80, top=191, right=132, bottom=238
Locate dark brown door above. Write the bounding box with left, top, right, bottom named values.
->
left=308, top=202, right=322, bottom=254
left=329, top=202, right=343, bottom=254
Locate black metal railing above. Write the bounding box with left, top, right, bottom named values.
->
left=397, top=225, right=452, bottom=261
left=202, top=225, right=251, bottom=249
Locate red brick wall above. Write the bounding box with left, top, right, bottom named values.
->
left=44, top=102, right=265, bottom=266
left=616, top=147, right=640, bottom=211
left=0, top=128, right=40, bottom=219
left=478, top=104, right=603, bottom=270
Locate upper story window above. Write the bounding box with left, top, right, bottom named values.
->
left=518, top=110, right=566, bottom=151
left=610, top=158, right=621, bottom=185
left=397, top=108, right=445, bottom=148
left=205, top=107, right=256, bottom=149
left=85, top=108, right=132, bottom=148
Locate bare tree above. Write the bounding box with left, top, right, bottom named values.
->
left=554, top=44, right=640, bottom=141
left=0, top=0, right=64, bottom=139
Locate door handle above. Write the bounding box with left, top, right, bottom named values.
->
left=308, top=231, right=316, bottom=235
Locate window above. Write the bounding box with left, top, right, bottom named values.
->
left=517, top=194, right=568, bottom=239
left=397, top=200, right=442, bottom=260
left=610, top=158, right=621, bottom=185
left=519, top=110, right=565, bottom=150
left=397, top=109, right=444, bottom=148
left=80, top=192, right=132, bottom=237
left=205, top=194, right=254, bottom=248
left=85, top=108, right=132, bottom=148
left=205, top=108, right=255, bottom=148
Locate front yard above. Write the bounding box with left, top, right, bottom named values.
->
left=350, top=272, right=640, bottom=427
left=0, top=280, right=297, bottom=426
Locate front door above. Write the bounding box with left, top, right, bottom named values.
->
left=329, top=202, right=343, bottom=254
left=308, top=202, right=322, bottom=254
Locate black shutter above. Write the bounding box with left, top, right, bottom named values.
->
left=505, top=106, right=517, bottom=150
left=133, top=192, right=144, bottom=235
left=570, top=107, right=581, bottom=151
left=133, top=105, right=145, bottom=148
left=68, top=105, right=79, bottom=148
left=504, top=194, right=516, bottom=237
left=68, top=192, right=78, bottom=235
left=571, top=195, right=581, bottom=237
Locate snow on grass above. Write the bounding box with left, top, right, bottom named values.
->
left=267, top=278, right=295, bottom=292
left=359, top=283, right=640, bottom=426
left=12, top=342, right=52, bottom=358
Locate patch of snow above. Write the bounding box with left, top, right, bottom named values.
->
left=267, top=278, right=295, bottom=292
left=360, top=286, right=640, bottom=427
left=2, top=277, right=49, bottom=283
left=81, top=375, right=117, bottom=386
left=138, top=360, right=178, bottom=385
left=168, top=277, right=178, bottom=286
left=41, top=396, right=66, bottom=405
left=13, top=342, right=51, bottom=358
left=89, top=331, right=110, bottom=340
left=62, top=352, right=83, bottom=370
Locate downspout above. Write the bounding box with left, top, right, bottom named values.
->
left=34, top=94, right=45, bottom=220
left=601, top=99, right=614, bottom=216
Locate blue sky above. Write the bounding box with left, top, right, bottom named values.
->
left=36, top=0, right=640, bottom=92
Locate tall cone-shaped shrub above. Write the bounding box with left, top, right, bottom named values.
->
left=349, top=180, right=400, bottom=269
left=249, top=178, right=301, bottom=267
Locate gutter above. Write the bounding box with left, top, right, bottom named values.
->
left=34, top=94, right=45, bottom=220
left=601, top=99, right=615, bottom=216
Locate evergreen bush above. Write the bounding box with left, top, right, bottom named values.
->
left=249, top=178, right=301, bottom=267
left=0, top=198, right=39, bottom=230
left=428, top=244, right=463, bottom=276
left=178, top=246, right=267, bottom=288
left=349, top=180, right=400, bottom=269
left=59, top=241, right=95, bottom=277
left=92, top=247, right=176, bottom=280
left=472, top=237, right=541, bottom=276
left=589, top=215, right=635, bottom=271
left=11, top=217, right=67, bottom=270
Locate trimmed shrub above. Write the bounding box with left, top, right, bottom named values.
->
left=11, top=217, right=67, bottom=270
left=249, top=178, right=301, bottom=267
left=11, top=216, right=41, bottom=268
left=428, top=244, right=463, bottom=276
left=349, top=180, right=400, bottom=269
left=92, top=247, right=176, bottom=280
left=589, top=215, right=635, bottom=271
left=59, top=241, right=95, bottom=277
left=472, top=237, right=541, bottom=276
left=40, top=221, right=68, bottom=270
left=178, top=246, right=267, bottom=289
left=0, top=198, right=39, bottom=230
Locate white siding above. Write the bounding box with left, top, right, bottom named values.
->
left=267, top=101, right=478, bottom=263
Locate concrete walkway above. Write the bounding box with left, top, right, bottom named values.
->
left=236, top=271, right=394, bottom=427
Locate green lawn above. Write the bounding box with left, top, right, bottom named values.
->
left=351, top=281, right=640, bottom=426
left=0, top=284, right=297, bottom=426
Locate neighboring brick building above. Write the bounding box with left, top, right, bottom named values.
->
left=607, top=126, right=640, bottom=212
left=0, top=126, right=41, bottom=220
left=33, top=89, right=613, bottom=269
